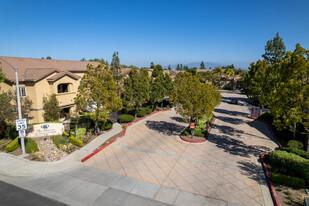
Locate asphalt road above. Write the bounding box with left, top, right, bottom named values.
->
left=0, top=180, right=67, bottom=206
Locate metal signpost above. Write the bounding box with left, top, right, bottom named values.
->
left=0, top=57, right=26, bottom=156
left=190, top=123, right=195, bottom=137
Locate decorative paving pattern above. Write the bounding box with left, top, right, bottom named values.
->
left=84, top=92, right=278, bottom=206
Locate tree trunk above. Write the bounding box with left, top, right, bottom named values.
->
left=94, top=112, right=98, bottom=135
left=135, top=107, right=137, bottom=119
left=306, top=132, right=309, bottom=152
left=293, top=122, right=296, bottom=139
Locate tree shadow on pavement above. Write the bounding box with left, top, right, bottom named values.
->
left=237, top=160, right=266, bottom=184
left=207, top=133, right=272, bottom=158
left=215, top=108, right=249, bottom=117
left=170, top=116, right=186, bottom=123
left=145, top=120, right=186, bottom=136
left=212, top=124, right=244, bottom=137
left=215, top=116, right=245, bottom=125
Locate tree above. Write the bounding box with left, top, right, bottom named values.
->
left=168, top=65, right=171, bottom=70
left=225, top=68, right=235, bottom=89
left=13, top=95, right=33, bottom=120
left=170, top=73, right=221, bottom=129
left=200, top=61, right=205, bottom=70
left=176, top=64, right=180, bottom=70
left=46, top=56, right=52, bottom=59
left=43, top=94, right=61, bottom=121
left=270, top=43, right=309, bottom=140
left=80, top=58, right=86, bottom=61
left=150, top=62, right=155, bottom=69
left=152, top=64, right=163, bottom=78
left=150, top=71, right=165, bottom=109
left=111, top=52, right=123, bottom=96
left=75, top=64, right=122, bottom=134
left=163, top=73, right=174, bottom=97
left=122, top=68, right=150, bottom=118
left=262, top=32, right=286, bottom=65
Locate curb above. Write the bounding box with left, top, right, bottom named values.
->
left=260, top=152, right=280, bottom=206
left=81, top=109, right=171, bottom=162
left=257, top=119, right=282, bottom=148
left=179, top=117, right=216, bottom=143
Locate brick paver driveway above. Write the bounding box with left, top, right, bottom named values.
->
left=84, top=92, right=278, bottom=206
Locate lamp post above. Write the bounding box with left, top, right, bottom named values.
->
left=0, top=57, right=26, bottom=156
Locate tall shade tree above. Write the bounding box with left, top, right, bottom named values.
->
left=149, top=68, right=165, bottom=108
left=111, top=52, right=123, bottom=96
left=170, top=73, right=221, bottom=126
left=262, top=32, right=286, bottom=65
left=270, top=43, right=309, bottom=140
left=75, top=64, right=122, bottom=134
left=122, top=68, right=150, bottom=118
left=43, top=94, right=61, bottom=121
left=200, top=61, right=205, bottom=70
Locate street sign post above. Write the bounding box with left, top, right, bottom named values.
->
left=18, top=130, right=26, bottom=138
left=15, top=119, right=27, bottom=131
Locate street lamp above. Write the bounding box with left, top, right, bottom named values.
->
left=0, top=57, right=26, bottom=156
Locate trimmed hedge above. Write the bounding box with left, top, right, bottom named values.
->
left=287, top=140, right=303, bottom=150
left=5, top=137, right=19, bottom=152
left=280, top=147, right=309, bottom=159
left=137, top=108, right=146, bottom=117
left=71, top=128, right=86, bottom=140
left=269, top=150, right=309, bottom=184
left=69, top=136, right=83, bottom=147
left=25, top=138, right=39, bottom=153
left=118, top=114, right=134, bottom=123
left=181, top=126, right=206, bottom=137
left=63, top=131, right=69, bottom=136
left=271, top=173, right=305, bottom=188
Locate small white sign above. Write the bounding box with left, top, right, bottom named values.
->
left=19, top=130, right=26, bottom=138
left=16, top=119, right=27, bottom=131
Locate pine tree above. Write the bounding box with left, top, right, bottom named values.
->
left=200, top=61, right=205, bottom=70
left=43, top=94, right=61, bottom=121
left=262, top=32, right=286, bottom=65
left=111, top=52, right=123, bottom=96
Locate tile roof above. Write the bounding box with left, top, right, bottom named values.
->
left=47, top=71, right=81, bottom=82
left=0, top=56, right=100, bottom=82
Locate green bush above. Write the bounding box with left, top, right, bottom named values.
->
left=118, top=114, right=134, bottom=123
left=69, top=136, right=83, bottom=147
left=101, top=120, right=113, bottom=131
left=137, top=108, right=146, bottom=117
left=194, top=127, right=206, bottom=137
left=70, top=128, right=86, bottom=140
left=51, top=135, right=69, bottom=148
left=269, top=150, right=309, bottom=184
left=4, top=125, right=18, bottom=140
left=181, top=127, right=190, bottom=136
left=25, top=138, right=39, bottom=153
left=5, top=137, right=19, bottom=152
left=140, top=106, right=152, bottom=114
left=63, top=131, right=69, bottom=136
left=280, top=147, right=309, bottom=159
left=271, top=173, right=305, bottom=188
left=287, top=140, right=303, bottom=150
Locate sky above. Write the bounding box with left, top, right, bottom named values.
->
left=0, top=0, right=308, bottom=69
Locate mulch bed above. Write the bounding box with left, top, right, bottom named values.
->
left=274, top=183, right=308, bottom=206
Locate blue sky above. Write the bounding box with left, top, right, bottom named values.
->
left=0, top=0, right=308, bottom=69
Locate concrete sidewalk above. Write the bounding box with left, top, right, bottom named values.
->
left=0, top=120, right=233, bottom=206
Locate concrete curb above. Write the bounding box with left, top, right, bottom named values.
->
left=260, top=152, right=280, bottom=206
left=179, top=117, right=216, bottom=143
left=81, top=109, right=171, bottom=162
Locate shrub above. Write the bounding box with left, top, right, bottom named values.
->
left=70, top=128, right=86, bottom=140
left=4, top=124, right=18, bottom=140
left=69, top=136, right=83, bottom=147
left=101, top=120, right=113, bottom=131
left=118, top=114, right=134, bottom=123
left=137, top=108, right=146, bottom=117
left=280, top=147, right=309, bottom=159
left=140, top=106, right=152, bottom=114
left=25, top=138, right=39, bottom=153
left=269, top=150, right=309, bottom=184
left=287, top=140, right=303, bottom=150
left=51, top=135, right=69, bottom=148
left=194, top=127, right=206, bottom=137
left=5, top=137, right=19, bottom=152
left=271, top=173, right=305, bottom=189
left=63, top=131, right=69, bottom=136
left=181, top=127, right=190, bottom=136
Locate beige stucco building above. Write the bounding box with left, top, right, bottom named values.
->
left=0, top=56, right=100, bottom=123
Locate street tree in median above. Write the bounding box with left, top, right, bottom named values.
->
left=122, top=68, right=150, bottom=118
left=170, top=73, right=221, bottom=128
left=75, top=64, right=122, bottom=134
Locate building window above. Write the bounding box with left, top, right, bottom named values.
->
left=15, top=86, right=27, bottom=97
left=58, top=84, right=69, bottom=93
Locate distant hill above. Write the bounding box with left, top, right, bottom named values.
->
left=166, top=62, right=225, bottom=70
